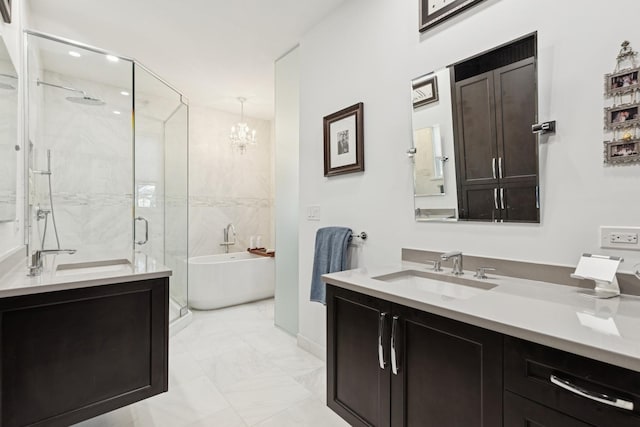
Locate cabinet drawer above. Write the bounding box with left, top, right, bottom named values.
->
left=504, top=336, right=640, bottom=427
left=505, top=391, right=594, bottom=427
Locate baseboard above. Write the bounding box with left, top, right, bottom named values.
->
left=297, top=333, right=325, bottom=361
left=169, top=309, right=193, bottom=337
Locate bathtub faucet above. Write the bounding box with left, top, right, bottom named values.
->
left=220, top=223, right=237, bottom=253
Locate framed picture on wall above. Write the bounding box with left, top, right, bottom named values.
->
left=412, top=74, right=438, bottom=108
left=0, top=0, right=11, bottom=23
left=605, top=67, right=640, bottom=96
left=323, top=103, right=364, bottom=177
left=604, top=139, right=640, bottom=164
left=605, top=103, right=640, bottom=129
left=419, top=0, right=485, bottom=33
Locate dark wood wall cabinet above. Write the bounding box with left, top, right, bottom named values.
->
left=452, top=34, right=539, bottom=223
left=326, top=284, right=640, bottom=427
left=0, top=277, right=169, bottom=427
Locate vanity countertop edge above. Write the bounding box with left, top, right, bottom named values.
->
left=322, top=261, right=640, bottom=373
left=0, top=255, right=172, bottom=299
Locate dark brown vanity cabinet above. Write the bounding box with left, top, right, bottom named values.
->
left=327, top=285, right=640, bottom=427
left=453, top=35, right=539, bottom=223
left=326, top=285, right=502, bottom=427
left=0, top=277, right=169, bottom=427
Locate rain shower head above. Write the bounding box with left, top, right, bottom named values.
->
left=65, top=96, right=106, bottom=106
left=37, top=79, right=105, bottom=106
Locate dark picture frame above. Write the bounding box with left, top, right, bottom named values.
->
left=412, top=74, right=439, bottom=108
left=323, top=103, right=364, bottom=177
left=0, top=0, right=11, bottom=24
left=419, top=0, right=485, bottom=33
left=605, top=67, right=640, bottom=96
left=604, top=139, right=640, bottom=165
left=605, top=103, right=640, bottom=129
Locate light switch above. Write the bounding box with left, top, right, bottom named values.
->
left=306, top=205, right=321, bottom=221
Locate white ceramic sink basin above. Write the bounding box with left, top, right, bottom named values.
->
left=55, top=259, right=132, bottom=277
left=372, top=269, right=497, bottom=300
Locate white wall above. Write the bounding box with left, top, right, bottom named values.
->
left=297, top=0, right=640, bottom=356
left=0, top=0, right=27, bottom=260
left=274, top=47, right=300, bottom=335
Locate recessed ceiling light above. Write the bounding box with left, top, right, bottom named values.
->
left=68, top=51, right=81, bottom=58
left=120, top=91, right=130, bottom=96
left=106, top=55, right=119, bottom=62
left=113, top=110, right=121, bottom=115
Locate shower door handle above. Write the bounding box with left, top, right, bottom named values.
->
left=135, top=216, right=149, bottom=245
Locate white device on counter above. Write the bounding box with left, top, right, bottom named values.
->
left=571, top=253, right=623, bottom=299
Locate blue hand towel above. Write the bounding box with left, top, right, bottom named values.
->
left=310, top=226, right=352, bottom=305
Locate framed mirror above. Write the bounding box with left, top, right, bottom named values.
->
left=0, top=35, right=18, bottom=222
left=411, top=34, right=540, bottom=223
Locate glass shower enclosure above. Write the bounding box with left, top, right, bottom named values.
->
left=24, top=31, right=189, bottom=324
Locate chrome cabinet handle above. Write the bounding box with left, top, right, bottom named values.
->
left=135, top=216, right=149, bottom=245
left=378, top=312, right=387, bottom=369
left=492, top=157, right=496, bottom=179
left=494, top=188, right=499, bottom=210
left=550, top=375, right=634, bottom=411
left=500, top=188, right=505, bottom=210
left=391, top=315, right=399, bottom=375
left=498, top=157, right=503, bottom=179
left=536, top=185, right=540, bottom=209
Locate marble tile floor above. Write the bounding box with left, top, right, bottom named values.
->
left=74, top=299, right=348, bottom=427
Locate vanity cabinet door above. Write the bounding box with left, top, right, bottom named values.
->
left=327, top=285, right=392, bottom=427
left=390, top=304, right=503, bottom=427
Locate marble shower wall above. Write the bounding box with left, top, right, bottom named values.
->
left=33, top=70, right=133, bottom=259
left=189, top=105, right=274, bottom=257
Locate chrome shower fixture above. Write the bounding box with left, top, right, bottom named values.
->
left=36, top=79, right=106, bottom=106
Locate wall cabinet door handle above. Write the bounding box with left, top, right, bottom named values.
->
left=498, top=157, right=503, bottom=179
left=494, top=188, right=499, bottom=210
left=391, top=315, right=399, bottom=375
left=378, top=312, right=387, bottom=369
left=500, top=188, right=505, bottom=210
left=550, top=375, right=634, bottom=411
left=492, top=157, right=497, bottom=179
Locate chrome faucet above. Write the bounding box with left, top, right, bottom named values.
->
left=220, top=223, right=237, bottom=253
left=28, top=249, right=77, bottom=276
left=440, top=251, right=464, bottom=276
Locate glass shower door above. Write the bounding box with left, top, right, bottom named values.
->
left=134, top=65, right=189, bottom=323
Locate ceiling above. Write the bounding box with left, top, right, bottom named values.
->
left=27, top=0, right=347, bottom=119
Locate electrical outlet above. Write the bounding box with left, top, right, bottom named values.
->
left=610, top=233, right=638, bottom=244
left=306, top=205, right=321, bottom=221
left=600, top=226, right=640, bottom=250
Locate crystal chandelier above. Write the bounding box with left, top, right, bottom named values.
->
left=230, top=97, right=257, bottom=154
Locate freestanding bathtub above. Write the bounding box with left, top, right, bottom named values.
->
left=189, top=252, right=275, bottom=310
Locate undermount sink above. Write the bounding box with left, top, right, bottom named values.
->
left=55, top=259, right=132, bottom=277
left=372, top=269, right=497, bottom=299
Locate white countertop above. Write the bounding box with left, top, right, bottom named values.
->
left=0, top=252, right=172, bottom=298
left=323, top=261, right=640, bottom=373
